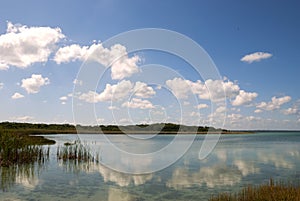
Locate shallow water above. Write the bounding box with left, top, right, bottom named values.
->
left=1, top=132, right=300, bottom=200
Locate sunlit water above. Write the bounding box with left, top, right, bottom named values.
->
left=1, top=132, right=300, bottom=200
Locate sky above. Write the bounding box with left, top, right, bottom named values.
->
left=0, top=0, right=300, bottom=130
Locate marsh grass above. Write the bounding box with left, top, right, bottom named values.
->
left=57, top=140, right=100, bottom=173
left=57, top=140, right=99, bottom=163
left=210, top=179, right=300, bottom=201
left=0, top=131, right=51, bottom=191
left=0, top=131, right=50, bottom=167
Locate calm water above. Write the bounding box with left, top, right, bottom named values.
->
left=1, top=132, right=300, bottom=201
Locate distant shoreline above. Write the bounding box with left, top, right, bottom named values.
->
left=1, top=122, right=299, bottom=136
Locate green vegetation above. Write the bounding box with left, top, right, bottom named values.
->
left=0, top=121, right=76, bottom=134
left=57, top=140, right=99, bottom=163
left=57, top=140, right=99, bottom=173
left=0, top=121, right=234, bottom=134
left=0, top=131, right=53, bottom=167
left=210, top=179, right=300, bottom=201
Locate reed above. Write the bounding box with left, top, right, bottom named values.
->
left=0, top=131, right=50, bottom=167
left=57, top=140, right=99, bottom=163
left=209, top=179, right=300, bottom=201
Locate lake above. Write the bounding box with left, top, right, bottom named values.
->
left=1, top=132, right=300, bottom=200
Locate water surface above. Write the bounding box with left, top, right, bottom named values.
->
left=1, top=132, right=300, bottom=200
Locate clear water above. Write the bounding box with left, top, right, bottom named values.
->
left=1, top=132, right=300, bottom=201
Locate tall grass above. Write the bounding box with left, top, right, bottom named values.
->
left=0, top=131, right=51, bottom=191
left=57, top=140, right=100, bottom=173
left=0, top=131, right=50, bottom=167
left=210, top=179, right=300, bottom=201
left=57, top=140, right=99, bottom=163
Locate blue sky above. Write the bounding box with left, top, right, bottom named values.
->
left=0, top=0, right=300, bottom=129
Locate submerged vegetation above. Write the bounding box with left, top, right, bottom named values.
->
left=210, top=179, right=300, bottom=201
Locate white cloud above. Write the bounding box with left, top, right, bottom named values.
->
left=201, top=79, right=240, bottom=101
left=12, top=92, right=24, bottom=99
left=59, top=96, right=68, bottom=101
left=21, top=74, right=50, bottom=94
left=97, top=80, right=155, bottom=101
left=254, top=109, right=262, bottom=113
left=54, top=44, right=87, bottom=64
left=216, top=106, right=226, bottom=113
left=54, top=43, right=140, bottom=80
left=108, top=106, right=119, bottom=110
left=282, top=107, right=298, bottom=115
left=122, top=98, right=154, bottom=109
left=232, top=90, right=258, bottom=106
left=241, top=52, right=272, bottom=63
left=0, top=22, right=64, bottom=69
left=78, top=80, right=155, bottom=103
left=78, top=91, right=100, bottom=103
left=190, top=111, right=200, bottom=117
left=111, top=54, right=140, bottom=80
left=165, top=77, right=192, bottom=99
left=196, top=103, right=208, bottom=109
left=119, top=118, right=131, bottom=124
left=10, top=115, right=34, bottom=122
left=0, top=82, right=3, bottom=89
left=227, top=113, right=243, bottom=122
left=183, top=101, right=190, bottom=106
left=73, top=79, right=83, bottom=86
left=166, top=78, right=241, bottom=102
left=133, top=81, right=156, bottom=98
left=257, top=96, right=291, bottom=111
left=98, top=80, right=134, bottom=102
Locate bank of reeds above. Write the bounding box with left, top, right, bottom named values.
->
left=210, top=179, right=300, bottom=201
left=57, top=140, right=99, bottom=163
left=57, top=140, right=100, bottom=173
left=0, top=131, right=50, bottom=167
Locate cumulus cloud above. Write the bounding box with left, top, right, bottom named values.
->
left=54, top=44, right=86, bottom=64
left=21, top=74, right=50, bottom=94
left=232, top=90, right=258, bottom=106
left=216, top=106, right=226, bottom=113
left=282, top=107, right=298, bottom=115
left=196, top=103, right=209, bottom=109
left=0, top=21, right=64, bottom=69
left=254, top=109, right=262, bottom=113
left=108, top=106, right=119, bottom=110
left=54, top=43, right=140, bottom=80
left=78, top=91, right=100, bottom=103
left=12, top=92, right=24, bottom=99
left=59, top=96, right=68, bottom=104
left=98, top=80, right=134, bottom=102
left=0, top=82, right=3, bottom=89
left=166, top=77, right=254, bottom=104
left=59, top=96, right=68, bottom=101
left=165, top=77, right=192, bottom=99
left=10, top=115, right=34, bottom=122
left=241, top=52, right=272, bottom=63
left=133, top=81, right=156, bottom=98
left=78, top=80, right=155, bottom=103
left=257, top=96, right=291, bottom=111
left=122, top=98, right=154, bottom=109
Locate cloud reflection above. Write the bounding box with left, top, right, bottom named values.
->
left=167, top=164, right=242, bottom=189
